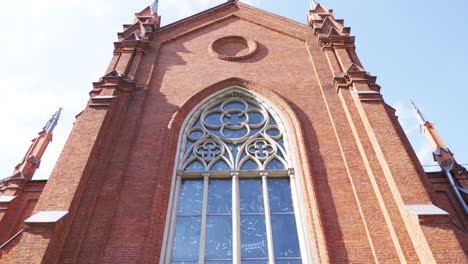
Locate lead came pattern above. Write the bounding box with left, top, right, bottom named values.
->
left=240, top=179, right=268, bottom=260
left=206, top=180, right=233, bottom=261
left=181, top=93, right=288, bottom=172
left=172, top=180, right=203, bottom=262
left=269, top=179, right=301, bottom=261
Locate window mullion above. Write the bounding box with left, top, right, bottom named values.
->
left=262, top=172, right=276, bottom=264
left=232, top=172, right=241, bottom=264
left=166, top=173, right=183, bottom=264
left=198, top=173, right=210, bottom=264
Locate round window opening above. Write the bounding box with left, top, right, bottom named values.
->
left=209, top=36, right=258, bottom=61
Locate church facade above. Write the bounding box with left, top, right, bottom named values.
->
left=0, top=1, right=466, bottom=263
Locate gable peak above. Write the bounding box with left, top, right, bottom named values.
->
left=346, top=63, right=365, bottom=73
left=310, top=2, right=333, bottom=15
left=104, top=69, right=123, bottom=78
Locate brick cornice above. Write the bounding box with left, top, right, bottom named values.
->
left=308, top=5, right=356, bottom=49
left=90, top=70, right=136, bottom=108
left=113, top=39, right=150, bottom=52
left=117, top=6, right=160, bottom=42
left=334, top=64, right=382, bottom=101
left=91, top=70, right=136, bottom=94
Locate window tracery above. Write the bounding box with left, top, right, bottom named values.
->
left=181, top=93, right=288, bottom=172
left=164, top=88, right=306, bottom=264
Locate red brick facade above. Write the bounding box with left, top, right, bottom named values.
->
left=0, top=2, right=466, bottom=263
left=0, top=180, right=46, bottom=257
left=426, top=164, right=468, bottom=255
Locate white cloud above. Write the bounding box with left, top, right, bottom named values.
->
left=22, top=0, right=113, bottom=17
left=416, top=144, right=434, bottom=165
left=393, top=100, right=438, bottom=168
left=0, top=74, right=81, bottom=180
left=0, top=0, right=271, bottom=181
left=393, top=101, right=419, bottom=135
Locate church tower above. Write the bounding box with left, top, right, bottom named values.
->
left=0, top=108, right=62, bottom=255
left=1, top=1, right=466, bottom=263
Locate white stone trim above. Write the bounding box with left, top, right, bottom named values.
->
left=262, top=172, right=275, bottom=264
left=232, top=172, right=241, bottom=264
left=160, top=86, right=315, bottom=263
left=0, top=195, right=16, bottom=203
left=162, top=174, right=182, bottom=264
left=24, top=210, right=68, bottom=225
left=406, top=204, right=448, bottom=216
left=199, top=173, right=210, bottom=263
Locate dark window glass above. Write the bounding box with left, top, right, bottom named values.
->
left=208, top=180, right=231, bottom=215
left=205, top=215, right=233, bottom=259
left=172, top=216, right=201, bottom=261
left=240, top=179, right=264, bottom=214
left=268, top=179, right=294, bottom=213
left=178, top=180, right=203, bottom=215
left=271, top=214, right=301, bottom=258
left=240, top=215, right=268, bottom=258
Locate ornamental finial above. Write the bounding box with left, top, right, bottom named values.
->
left=310, top=0, right=319, bottom=10
left=410, top=100, right=426, bottom=125
left=43, top=107, right=63, bottom=134
left=150, top=0, right=159, bottom=13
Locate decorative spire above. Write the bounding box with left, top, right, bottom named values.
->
left=310, top=0, right=318, bottom=10
left=410, top=100, right=426, bottom=125
left=43, top=107, right=63, bottom=134
left=150, top=0, right=159, bottom=14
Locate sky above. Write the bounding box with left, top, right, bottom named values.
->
left=0, top=0, right=467, bottom=180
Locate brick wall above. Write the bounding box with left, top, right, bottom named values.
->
left=2, top=2, right=466, bottom=263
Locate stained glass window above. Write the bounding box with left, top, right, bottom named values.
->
left=166, top=89, right=304, bottom=264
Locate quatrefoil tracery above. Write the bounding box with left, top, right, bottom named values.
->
left=181, top=92, right=289, bottom=172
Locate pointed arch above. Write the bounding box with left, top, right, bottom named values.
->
left=159, top=78, right=326, bottom=263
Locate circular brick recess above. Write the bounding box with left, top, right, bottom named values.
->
left=209, top=35, right=258, bottom=61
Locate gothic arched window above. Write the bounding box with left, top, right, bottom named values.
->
left=162, top=88, right=309, bottom=264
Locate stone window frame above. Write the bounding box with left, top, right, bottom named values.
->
left=159, top=87, right=314, bottom=264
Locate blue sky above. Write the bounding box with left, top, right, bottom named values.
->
left=0, top=0, right=467, bottom=179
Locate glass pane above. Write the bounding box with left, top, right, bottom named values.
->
left=268, top=115, right=277, bottom=125
left=178, top=180, right=203, bottom=215
left=172, top=216, right=201, bottom=261
left=277, top=138, right=285, bottom=148
left=188, top=129, right=204, bottom=140
left=204, top=112, right=222, bottom=127
left=223, top=111, right=247, bottom=125
left=206, top=215, right=233, bottom=259
left=185, top=141, right=194, bottom=151
left=250, top=127, right=262, bottom=136
left=265, top=127, right=281, bottom=137
left=224, top=101, right=247, bottom=111
left=211, top=160, right=230, bottom=171
left=240, top=179, right=264, bottom=214
left=275, top=260, right=302, bottom=264
left=223, top=127, right=248, bottom=139
left=240, top=159, right=259, bottom=171
left=265, top=159, right=285, bottom=170
left=172, top=262, right=198, bottom=264
left=268, top=179, right=294, bottom=213
left=248, top=111, right=265, bottom=126
left=271, top=215, right=301, bottom=258
left=242, top=261, right=268, bottom=264
left=206, top=261, right=232, bottom=264
left=185, top=160, right=205, bottom=172
left=208, top=179, right=232, bottom=214
left=240, top=215, right=268, bottom=259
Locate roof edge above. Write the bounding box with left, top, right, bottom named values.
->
left=156, top=1, right=311, bottom=34
left=157, top=1, right=234, bottom=32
